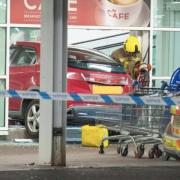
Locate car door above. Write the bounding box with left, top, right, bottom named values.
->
left=9, top=46, right=40, bottom=112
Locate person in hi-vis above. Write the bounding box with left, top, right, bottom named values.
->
left=111, top=35, right=151, bottom=87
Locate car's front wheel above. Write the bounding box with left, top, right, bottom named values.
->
left=24, top=100, right=40, bottom=138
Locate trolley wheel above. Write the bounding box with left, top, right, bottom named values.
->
left=175, top=156, right=180, bottom=161
left=155, top=149, right=163, bottom=158
left=162, top=151, right=170, bottom=161
left=135, top=144, right=145, bottom=158
left=148, top=148, right=155, bottom=159
left=99, top=144, right=104, bottom=154
left=117, top=144, right=121, bottom=154
left=152, top=144, right=162, bottom=158
left=121, top=145, right=128, bottom=157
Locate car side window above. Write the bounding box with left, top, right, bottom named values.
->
left=11, top=48, right=37, bottom=66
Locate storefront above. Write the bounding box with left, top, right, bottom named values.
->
left=0, top=0, right=180, bottom=134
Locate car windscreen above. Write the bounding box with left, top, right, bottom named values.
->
left=10, top=46, right=20, bottom=63
left=10, top=47, right=17, bottom=57
left=10, top=45, right=37, bottom=66
left=68, top=49, right=125, bottom=73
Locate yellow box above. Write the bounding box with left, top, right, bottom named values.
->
left=81, top=125, right=109, bottom=147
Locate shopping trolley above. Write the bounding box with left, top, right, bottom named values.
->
left=96, top=103, right=171, bottom=158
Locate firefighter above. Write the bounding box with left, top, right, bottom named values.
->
left=111, top=35, right=151, bottom=87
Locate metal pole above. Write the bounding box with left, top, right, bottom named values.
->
left=52, top=0, right=67, bottom=166
left=39, top=0, right=67, bottom=166
left=39, top=0, right=54, bottom=165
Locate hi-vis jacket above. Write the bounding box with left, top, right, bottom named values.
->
left=111, top=48, right=142, bottom=79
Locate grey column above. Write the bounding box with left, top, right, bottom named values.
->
left=39, top=0, right=67, bottom=166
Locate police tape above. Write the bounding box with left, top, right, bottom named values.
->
left=0, top=90, right=180, bottom=106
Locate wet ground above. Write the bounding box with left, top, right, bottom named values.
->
left=0, top=142, right=180, bottom=179
left=0, top=141, right=179, bottom=170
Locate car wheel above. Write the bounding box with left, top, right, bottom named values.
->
left=24, top=100, right=40, bottom=138
left=148, top=148, right=155, bottom=159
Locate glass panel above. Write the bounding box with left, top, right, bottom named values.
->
left=0, top=28, right=6, bottom=75
left=154, top=0, right=180, bottom=28
left=10, top=28, right=40, bottom=45
left=0, top=80, right=5, bottom=127
left=152, top=79, right=170, bottom=88
left=0, top=0, right=6, bottom=23
left=153, top=31, right=180, bottom=77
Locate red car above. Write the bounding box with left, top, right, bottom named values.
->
left=9, top=41, right=134, bottom=138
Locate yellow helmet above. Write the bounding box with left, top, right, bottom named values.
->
left=124, top=35, right=141, bottom=53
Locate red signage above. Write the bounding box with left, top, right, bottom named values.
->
left=10, top=0, right=150, bottom=27
left=10, top=0, right=41, bottom=24
left=68, top=0, right=98, bottom=26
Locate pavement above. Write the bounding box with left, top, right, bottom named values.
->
left=0, top=125, right=179, bottom=179
left=0, top=141, right=179, bottom=165
left=0, top=142, right=180, bottom=179
left=1, top=141, right=179, bottom=169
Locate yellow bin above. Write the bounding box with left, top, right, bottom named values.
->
left=81, top=125, right=109, bottom=147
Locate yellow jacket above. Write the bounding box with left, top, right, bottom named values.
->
left=111, top=48, right=142, bottom=79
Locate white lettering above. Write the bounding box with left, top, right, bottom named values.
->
left=68, top=0, right=77, bottom=12
left=38, top=3, right=41, bottom=10
left=24, top=0, right=41, bottom=10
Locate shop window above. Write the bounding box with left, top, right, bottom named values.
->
left=0, top=80, right=5, bottom=127
left=0, top=0, right=6, bottom=24
left=0, top=28, right=6, bottom=75
left=153, top=31, right=180, bottom=77
left=152, top=79, right=170, bottom=88
left=154, top=0, right=180, bottom=28
left=10, top=28, right=40, bottom=45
